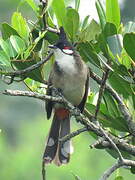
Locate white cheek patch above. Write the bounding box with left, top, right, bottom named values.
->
left=62, top=49, right=73, bottom=55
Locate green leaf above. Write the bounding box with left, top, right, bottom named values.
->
left=0, top=50, right=10, bottom=66
left=107, top=34, right=123, bottom=57
left=119, top=49, right=132, bottom=69
left=103, top=90, right=120, bottom=117
left=124, top=21, right=135, bottom=34
left=86, top=103, right=128, bottom=132
left=96, top=0, right=106, bottom=30
left=77, top=42, right=100, bottom=67
left=52, top=0, right=66, bottom=26
left=13, top=56, right=44, bottom=83
left=1, top=23, right=19, bottom=40
left=25, top=0, right=38, bottom=13
left=11, top=12, right=29, bottom=40
left=65, top=8, right=79, bottom=41
left=123, top=33, right=135, bottom=62
left=46, top=0, right=53, bottom=10
left=106, top=0, right=120, bottom=29
left=10, top=35, right=26, bottom=54
left=6, top=39, right=18, bottom=58
left=104, top=23, right=117, bottom=37
left=44, top=31, right=59, bottom=44
left=75, top=0, right=80, bottom=12
left=107, top=148, right=132, bottom=160
left=109, top=72, right=133, bottom=98
left=81, top=15, right=90, bottom=31
left=0, top=38, right=11, bottom=58
left=79, top=19, right=100, bottom=42
left=114, top=176, right=124, bottom=180
left=0, top=38, right=17, bottom=58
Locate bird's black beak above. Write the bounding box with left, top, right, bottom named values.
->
left=48, top=45, right=57, bottom=49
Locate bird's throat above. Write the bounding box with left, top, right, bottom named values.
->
left=54, top=49, right=77, bottom=74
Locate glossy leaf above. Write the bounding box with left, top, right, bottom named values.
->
left=13, top=56, right=44, bottom=83
left=104, top=23, right=117, bottom=37
left=107, top=34, right=123, bottom=57
left=107, top=148, right=132, bottom=160
left=81, top=15, right=90, bottom=31
left=86, top=103, right=128, bottom=132
left=123, top=33, right=135, bottom=62
left=25, top=0, right=38, bottom=13
left=11, top=12, right=29, bottom=40
left=75, top=0, right=80, bottom=12
left=10, top=35, right=26, bottom=54
left=0, top=50, right=10, bottom=66
left=119, top=49, right=132, bottom=69
left=0, top=38, right=17, bottom=58
left=65, top=8, right=79, bottom=41
left=103, top=90, right=120, bottom=117
left=1, top=23, right=19, bottom=40
left=77, top=42, right=100, bottom=67
left=51, top=0, right=66, bottom=26
left=44, top=31, right=59, bottom=44
left=0, top=38, right=11, bottom=58
left=109, top=72, right=133, bottom=98
left=96, top=0, right=106, bottom=30
left=124, top=21, right=135, bottom=33
left=106, top=0, right=120, bottom=29
left=79, top=19, right=100, bottom=42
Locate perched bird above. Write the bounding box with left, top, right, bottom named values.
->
left=43, top=27, right=89, bottom=166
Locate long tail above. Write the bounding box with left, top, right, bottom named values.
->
left=43, top=108, right=73, bottom=166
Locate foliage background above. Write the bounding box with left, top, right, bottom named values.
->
left=0, top=0, right=135, bottom=180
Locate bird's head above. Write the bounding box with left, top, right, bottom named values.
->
left=49, top=27, right=73, bottom=55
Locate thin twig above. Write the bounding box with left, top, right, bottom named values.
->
left=1, top=89, right=135, bottom=156
left=90, top=69, right=135, bottom=136
left=94, top=68, right=110, bottom=121
left=99, top=159, right=135, bottom=180
left=42, top=160, right=46, bottom=180
left=99, top=160, right=123, bottom=180
left=0, top=52, right=53, bottom=83
left=60, top=127, right=88, bottom=143
left=46, top=27, right=59, bottom=34
left=92, top=64, right=124, bottom=161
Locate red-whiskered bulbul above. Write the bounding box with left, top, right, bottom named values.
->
left=43, top=27, right=89, bottom=166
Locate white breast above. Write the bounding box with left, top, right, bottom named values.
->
left=54, top=49, right=76, bottom=74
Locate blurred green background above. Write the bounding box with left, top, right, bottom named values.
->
left=0, top=0, right=135, bottom=180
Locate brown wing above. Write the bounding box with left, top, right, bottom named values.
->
left=77, top=70, right=89, bottom=113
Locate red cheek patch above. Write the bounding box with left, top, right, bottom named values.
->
left=64, top=46, right=71, bottom=50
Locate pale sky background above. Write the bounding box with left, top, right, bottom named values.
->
left=79, top=0, right=125, bottom=21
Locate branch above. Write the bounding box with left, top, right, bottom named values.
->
left=99, top=159, right=135, bottom=180
left=90, top=69, right=135, bottom=136
left=1, top=89, right=135, bottom=156
left=0, top=52, right=53, bottom=84
left=1, top=89, right=63, bottom=103
left=46, top=27, right=59, bottom=34
left=60, top=127, right=88, bottom=143
left=99, top=160, right=123, bottom=180
left=94, top=68, right=110, bottom=122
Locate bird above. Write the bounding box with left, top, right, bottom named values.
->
left=43, top=27, right=89, bottom=166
